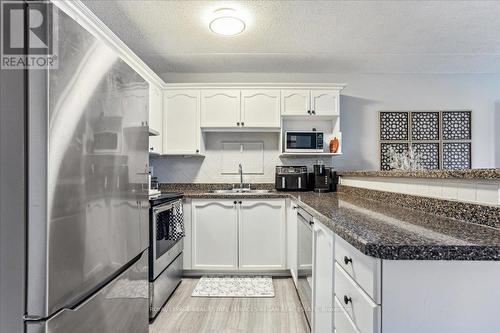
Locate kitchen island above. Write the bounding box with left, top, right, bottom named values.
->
left=162, top=181, right=500, bottom=333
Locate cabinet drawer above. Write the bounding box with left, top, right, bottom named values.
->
left=334, top=296, right=360, bottom=333
left=335, top=263, right=381, bottom=333
left=335, top=236, right=381, bottom=303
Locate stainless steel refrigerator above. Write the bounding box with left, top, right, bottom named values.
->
left=0, top=3, right=149, bottom=332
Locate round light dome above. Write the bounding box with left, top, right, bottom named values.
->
left=209, top=8, right=246, bottom=36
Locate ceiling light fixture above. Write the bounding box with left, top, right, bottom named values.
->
left=209, top=8, right=246, bottom=36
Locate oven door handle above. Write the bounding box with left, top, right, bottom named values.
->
left=153, top=199, right=182, bottom=214
left=153, top=203, right=174, bottom=214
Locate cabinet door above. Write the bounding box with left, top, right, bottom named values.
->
left=287, top=200, right=299, bottom=286
left=312, top=221, right=334, bottom=333
left=281, top=89, right=310, bottom=116
left=311, top=90, right=339, bottom=116
left=239, top=199, right=286, bottom=270
left=192, top=200, right=238, bottom=270
left=148, top=84, right=162, bottom=154
left=241, top=90, right=280, bottom=127
left=163, top=90, right=200, bottom=154
left=122, top=88, right=148, bottom=128
left=200, top=90, right=240, bottom=127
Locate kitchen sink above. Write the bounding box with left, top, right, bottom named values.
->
left=209, top=189, right=272, bottom=194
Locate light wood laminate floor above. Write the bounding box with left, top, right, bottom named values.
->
left=149, top=278, right=310, bottom=333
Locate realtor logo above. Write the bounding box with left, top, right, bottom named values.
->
left=1, top=0, right=58, bottom=69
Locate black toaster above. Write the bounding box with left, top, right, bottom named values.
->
left=275, top=166, right=308, bottom=191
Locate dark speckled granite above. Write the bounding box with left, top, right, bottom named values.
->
left=339, top=185, right=500, bottom=228
left=179, top=191, right=289, bottom=199
left=159, top=183, right=287, bottom=199
left=160, top=183, right=276, bottom=192
left=159, top=183, right=500, bottom=261
left=338, top=168, right=500, bottom=179
left=291, top=192, right=500, bottom=261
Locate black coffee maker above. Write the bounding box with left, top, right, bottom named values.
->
left=313, top=164, right=332, bottom=193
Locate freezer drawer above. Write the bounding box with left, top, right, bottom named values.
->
left=26, top=251, right=148, bottom=333
left=150, top=253, right=183, bottom=319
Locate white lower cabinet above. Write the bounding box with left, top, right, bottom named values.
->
left=239, top=200, right=286, bottom=269
left=287, top=200, right=299, bottom=286
left=335, top=263, right=381, bottom=333
left=312, top=220, right=335, bottom=333
left=334, top=297, right=360, bottom=333
left=190, top=199, right=286, bottom=271
left=191, top=200, right=238, bottom=270
left=335, top=236, right=381, bottom=304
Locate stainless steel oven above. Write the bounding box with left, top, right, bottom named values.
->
left=297, top=206, right=314, bottom=328
left=149, top=193, right=184, bottom=320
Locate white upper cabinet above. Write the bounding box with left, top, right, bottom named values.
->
left=200, top=89, right=240, bottom=128
left=148, top=84, right=163, bottom=154
left=238, top=200, right=286, bottom=270
left=191, top=200, right=238, bottom=270
left=121, top=86, right=148, bottom=128
left=163, top=90, right=200, bottom=155
left=282, top=89, right=340, bottom=117
left=241, top=90, right=281, bottom=128
left=281, top=89, right=311, bottom=116
left=311, top=90, right=340, bottom=116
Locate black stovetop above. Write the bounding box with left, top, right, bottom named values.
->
left=149, top=192, right=183, bottom=206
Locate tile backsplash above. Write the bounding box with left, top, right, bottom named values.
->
left=150, top=132, right=333, bottom=183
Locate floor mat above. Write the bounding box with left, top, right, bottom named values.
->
left=191, top=276, right=275, bottom=298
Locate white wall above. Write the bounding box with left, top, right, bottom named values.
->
left=160, top=73, right=500, bottom=172
left=152, top=73, right=500, bottom=182
left=496, top=87, right=500, bottom=167
left=150, top=132, right=333, bottom=183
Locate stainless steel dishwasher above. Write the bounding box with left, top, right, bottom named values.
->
left=297, top=206, right=313, bottom=328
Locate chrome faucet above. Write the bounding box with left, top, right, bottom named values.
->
left=239, top=163, right=244, bottom=189
left=234, top=163, right=250, bottom=191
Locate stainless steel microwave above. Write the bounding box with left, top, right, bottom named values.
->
left=285, top=131, right=324, bottom=153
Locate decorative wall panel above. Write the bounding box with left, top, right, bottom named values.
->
left=411, top=143, right=440, bottom=170
left=411, top=112, right=439, bottom=141
left=442, top=111, right=471, bottom=140
left=380, top=112, right=409, bottom=141
left=443, top=142, right=471, bottom=170
left=379, top=110, right=471, bottom=170
left=380, top=143, right=409, bottom=171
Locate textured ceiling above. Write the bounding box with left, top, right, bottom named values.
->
left=82, top=0, right=500, bottom=74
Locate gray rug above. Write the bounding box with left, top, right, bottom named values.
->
left=191, top=276, right=275, bottom=298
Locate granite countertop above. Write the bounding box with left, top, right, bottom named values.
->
left=180, top=190, right=289, bottom=199
left=162, top=184, right=500, bottom=261
left=338, top=168, right=500, bottom=179
left=291, top=192, right=500, bottom=261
